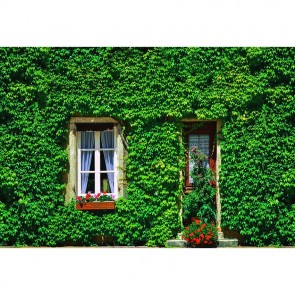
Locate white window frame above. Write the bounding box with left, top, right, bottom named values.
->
left=66, top=117, right=127, bottom=204
left=76, top=127, right=118, bottom=197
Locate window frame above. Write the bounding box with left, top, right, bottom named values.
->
left=66, top=117, right=127, bottom=204
left=76, top=127, right=118, bottom=197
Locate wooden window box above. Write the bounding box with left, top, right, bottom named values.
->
left=76, top=201, right=115, bottom=211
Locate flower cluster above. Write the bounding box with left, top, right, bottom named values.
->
left=76, top=192, right=115, bottom=204
left=182, top=218, right=218, bottom=247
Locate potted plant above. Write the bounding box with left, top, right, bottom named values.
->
left=181, top=147, right=218, bottom=247
left=182, top=218, right=218, bottom=248
left=182, top=147, right=216, bottom=226
left=76, top=192, right=116, bottom=210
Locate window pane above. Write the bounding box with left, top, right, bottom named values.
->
left=100, top=172, right=114, bottom=193
left=81, top=151, right=95, bottom=171
left=100, top=150, right=114, bottom=171
left=189, top=134, right=210, bottom=183
left=81, top=173, right=95, bottom=194
left=189, top=134, right=210, bottom=157
left=81, top=131, right=95, bottom=149
left=100, top=130, right=114, bottom=148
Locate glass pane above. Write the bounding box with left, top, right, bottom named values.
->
left=100, top=172, right=114, bottom=193
left=81, top=131, right=95, bottom=149
left=100, top=150, right=114, bottom=171
left=100, top=130, right=114, bottom=148
left=81, top=173, right=95, bottom=194
left=81, top=151, right=95, bottom=171
left=189, top=134, right=210, bottom=183
left=189, top=134, right=210, bottom=158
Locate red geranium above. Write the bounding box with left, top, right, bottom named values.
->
left=85, top=192, right=91, bottom=201
left=182, top=218, right=218, bottom=248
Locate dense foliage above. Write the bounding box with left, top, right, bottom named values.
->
left=182, top=147, right=216, bottom=224
left=0, top=47, right=294, bottom=246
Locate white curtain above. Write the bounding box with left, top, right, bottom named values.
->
left=81, top=131, right=95, bottom=194
left=100, top=130, right=114, bottom=193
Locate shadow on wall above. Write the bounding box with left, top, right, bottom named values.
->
left=222, top=228, right=244, bottom=246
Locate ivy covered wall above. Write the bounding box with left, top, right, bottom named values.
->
left=0, top=47, right=294, bottom=246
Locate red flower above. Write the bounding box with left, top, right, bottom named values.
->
left=201, top=223, right=206, bottom=230
left=85, top=192, right=91, bottom=201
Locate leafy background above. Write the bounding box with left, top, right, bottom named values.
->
left=0, top=47, right=294, bottom=246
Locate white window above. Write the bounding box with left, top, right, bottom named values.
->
left=76, top=124, right=118, bottom=198
left=66, top=117, right=127, bottom=204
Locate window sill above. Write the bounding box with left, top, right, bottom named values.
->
left=76, top=201, right=115, bottom=210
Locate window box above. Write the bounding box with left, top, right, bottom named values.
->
left=76, top=201, right=115, bottom=211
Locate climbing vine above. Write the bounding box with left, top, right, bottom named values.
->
left=0, top=47, right=294, bottom=246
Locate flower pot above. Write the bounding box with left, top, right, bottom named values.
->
left=76, top=201, right=115, bottom=211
